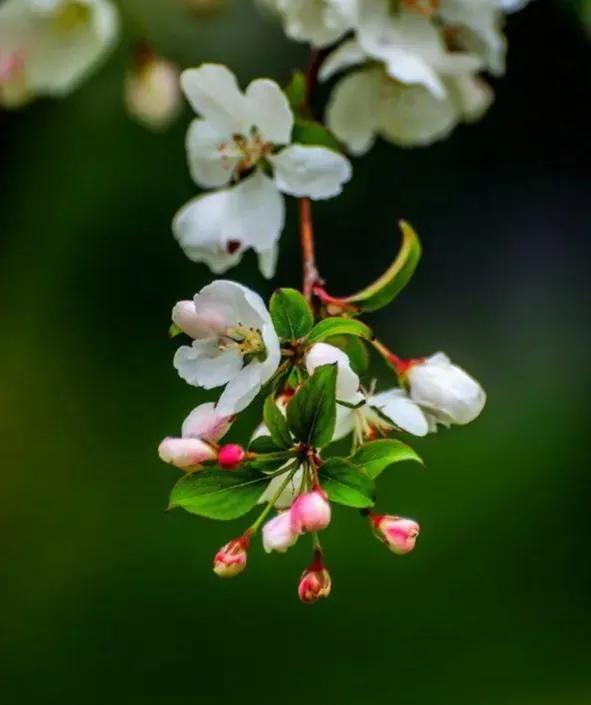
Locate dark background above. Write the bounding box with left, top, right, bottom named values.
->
left=1, top=1, right=590, bottom=703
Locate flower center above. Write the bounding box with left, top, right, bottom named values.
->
left=218, top=127, right=271, bottom=176
left=53, top=1, right=91, bottom=31
left=222, top=324, right=266, bottom=361
left=401, top=0, right=439, bottom=16
left=353, top=404, right=393, bottom=445
left=0, top=51, right=26, bottom=84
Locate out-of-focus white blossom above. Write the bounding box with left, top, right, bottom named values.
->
left=174, top=64, right=351, bottom=278
left=0, top=0, right=119, bottom=107
left=125, top=49, right=181, bottom=131
left=173, top=280, right=281, bottom=415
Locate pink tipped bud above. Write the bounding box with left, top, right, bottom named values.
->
left=290, top=487, right=331, bottom=534
left=298, top=551, right=332, bottom=604
left=218, top=444, right=246, bottom=470
left=158, top=437, right=216, bottom=469
left=262, top=512, right=298, bottom=554
left=213, top=533, right=250, bottom=578
left=371, top=514, right=420, bottom=555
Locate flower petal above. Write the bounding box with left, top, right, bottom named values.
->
left=173, top=340, right=243, bottom=389
left=181, top=401, right=233, bottom=442
left=245, top=78, right=293, bottom=145
left=270, top=144, right=351, bottom=200
left=186, top=118, right=238, bottom=188
left=305, top=342, right=362, bottom=403
left=370, top=389, right=430, bottom=437
left=319, top=38, right=367, bottom=82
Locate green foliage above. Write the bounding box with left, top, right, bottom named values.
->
left=284, top=70, right=307, bottom=111
left=263, top=395, right=292, bottom=448
left=286, top=363, right=337, bottom=447
left=324, top=334, right=370, bottom=375
left=307, top=317, right=372, bottom=343
left=270, top=288, right=314, bottom=340
left=292, top=117, right=342, bottom=152
left=168, top=469, right=270, bottom=520
left=350, top=439, right=423, bottom=480
left=342, top=221, right=422, bottom=312
left=319, top=458, right=375, bottom=508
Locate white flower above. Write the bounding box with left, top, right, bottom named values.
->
left=262, top=511, right=299, bottom=553
left=125, top=52, right=181, bottom=131
left=0, top=0, right=119, bottom=107
left=174, top=64, right=352, bottom=278
left=181, top=401, right=234, bottom=442
left=173, top=280, right=281, bottom=415
left=407, top=353, right=486, bottom=425
left=257, top=0, right=357, bottom=48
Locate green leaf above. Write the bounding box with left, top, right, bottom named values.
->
left=324, top=334, right=370, bottom=375
left=350, top=439, right=423, bottom=480
left=270, top=288, right=314, bottom=340
left=307, top=317, right=372, bottom=343
left=169, top=323, right=182, bottom=338
left=248, top=435, right=280, bottom=454
left=168, top=469, right=271, bottom=520
left=319, top=458, right=375, bottom=508
left=286, top=364, right=337, bottom=448
left=292, top=117, right=342, bottom=152
left=263, top=395, right=292, bottom=449
left=342, top=221, right=422, bottom=312
left=284, top=70, right=306, bottom=110
left=247, top=435, right=287, bottom=470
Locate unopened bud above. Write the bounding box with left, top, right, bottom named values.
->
left=125, top=49, right=181, bottom=131
left=262, top=512, right=298, bottom=554
left=298, top=551, right=332, bottom=604
left=290, top=487, right=331, bottom=534
left=218, top=443, right=245, bottom=470
left=213, top=533, right=250, bottom=578
left=371, top=514, right=420, bottom=555
left=158, top=437, right=216, bottom=469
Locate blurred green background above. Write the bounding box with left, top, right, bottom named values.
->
left=1, top=1, right=590, bottom=703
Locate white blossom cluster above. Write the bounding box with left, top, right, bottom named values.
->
left=259, top=0, right=531, bottom=152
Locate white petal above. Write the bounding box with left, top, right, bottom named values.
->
left=173, top=341, right=243, bottom=389
left=216, top=360, right=266, bottom=415
left=245, top=78, right=293, bottom=145
left=270, top=145, right=351, bottom=200
left=257, top=243, right=279, bottom=280
left=186, top=118, right=238, bottom=188
left=370, top=389, right=430, bottom=437
left=333, top=405, right=356, bottom=441
left=193, top=279, right=268, bottom=331
left=325, top=69, right=381, bottom=155
left=319, top=38, right=367, bottom=81
left=305, top=342, right=362, bottom=403
left=181, top=401, right=233, bottom=442
left=181, top=64, right=250, bottom=134
left=259, top=465, right=304, bottom=509
left=447, top=74, right=494, bottom=123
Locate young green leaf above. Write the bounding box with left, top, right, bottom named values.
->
left=292, top=117, right=342, bottom=152
left=350, top=439, right=423, bottom=479
left=270, top=288, right=314, bottom=340
left=319, top=458, right=375, bottom=508
left=324, top=334, right=370, bottom=375
left=341, top=221, right=422, bottom=312
left=286, top=363, right=337, bottom=448
left=284, top=70, right=306, bottom=110
left=307, top=317, right=372, bottom=343
left=263, top=395, right=292, bottom=448
left=168, top=469, right=271, bottom=520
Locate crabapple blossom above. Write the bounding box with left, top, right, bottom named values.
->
left=406, top=353, right=486, bottom=425
left=0, top=0, right=119, bottom=108
left=218, top=443, right=246, bottom=470
left=173, top=280, right=281, bottom=415
left=262, top=511, right=299, bottom=553
left=213, top=534, right=251, bottom=577
left=173, top=63, right=351, bottom=278
left=371, top=514, right=421, bottom=555
left=290, top=487, right=331, bottom=534
left=158, top=437, right=217, bottom=469
left=298, top=552, right=332, bottom=603
left=125, top=49, right=181, bottom=131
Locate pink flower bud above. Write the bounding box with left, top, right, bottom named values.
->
left=158, top=437, right=216, bottom=469
left=298, top=551, right=332, bottom=604
left=290, top=487, right=331, bottom=534
left=371, top=514, right=420, bottom=555
left=213, top=533, right=250, bottom=578
left=218, top=444, right=246, bottom=470
left=262, top=512, right=298, bottom=554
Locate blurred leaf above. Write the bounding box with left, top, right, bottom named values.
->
left=263, top=395, right=292, bottom=448
left=270, top=288, right=314, bottom=340
left=286, top=363, right=337, bottom=447
left=350, top=439, right=423, bottom=480
left=168, top=469, right=270, bottom=520
left=292, top=117, right=342, bottom=152
left=284, top=70, right=306, bottom=110
left=319, top=458, right=375, bottom=508
left=307, top=317, right=372, bottom=343
left=342, top=221, right=421, bottom=312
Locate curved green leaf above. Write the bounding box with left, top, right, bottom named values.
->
left=319, top=458, right=375, bottom=508
left=307, top=317, right=372, bottom=343
left=292, top=117, right=342, bottom=152
left=286, top=364, right=337, bottom=447
left=168, top=469, right=271, bottom=520
left=270, top=288, right=314, bottom=340
left=350, top=439, right=423, bottom=479
left=263, top=395, right=292, bottom=449
left=342, top=221, right=421, bottom=312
